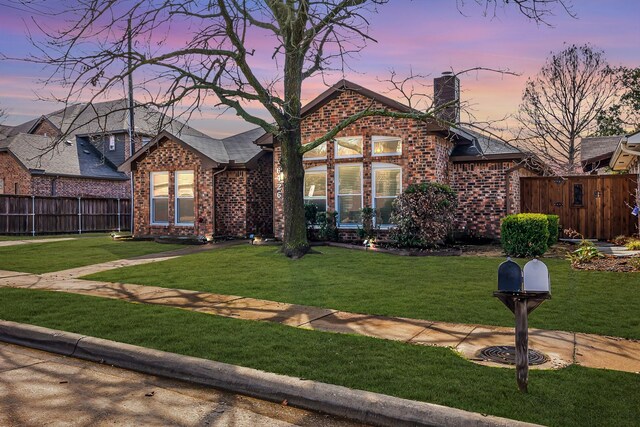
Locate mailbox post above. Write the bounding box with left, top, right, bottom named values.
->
left=495, top=258, right=551, bottom=393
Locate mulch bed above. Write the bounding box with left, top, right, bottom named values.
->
left=572, top=256, right=640, bottom=273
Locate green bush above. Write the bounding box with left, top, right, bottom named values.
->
left=626, top=240, right=640, bottom=250
left=357, top=207, right=376, bottom=240
left=389, top=182, right=457, bottom=248
left=546, top=214, right=560, bottom=246
left=317, top=211, right=339, bottom=242
left=501, top=213, right=550, bottom=257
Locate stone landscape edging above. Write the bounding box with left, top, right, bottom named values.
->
left=0, top=320, right=542, bottom=427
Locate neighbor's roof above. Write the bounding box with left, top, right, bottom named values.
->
left=609, top=130, right=640, bottom=171
left=448, top=126, right=524, bottom=160
left=119, top=126, right=266, bottom=172
left=580, top=135, right=623, bottom=165
left=27, top=99, right=171, bottom=137
left=0, top=133, right=128, bottom=180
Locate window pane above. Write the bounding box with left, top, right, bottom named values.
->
left=375, top=197, right=395, bottom=224
left=303, top=142, right=327, bottom=159
left=338, top=195, right=362, bottom=224
left=337, top=165, right=361, bottom=194
left=176, top=171, right=194, bottom=197
left=304, top=171, right=326, bottom=197
left=304, top=198, right=326, bottom=213
left=373, top=137, right=401, bottom=155
left=152, top=172, right=169, bottom=197
left=152, top=199, right=169, bottom=223
left=336, top=137, right=363, bottom=157
left=177, top=198, right=195, bottom=223
left=375, top=169, right=401, bottom=197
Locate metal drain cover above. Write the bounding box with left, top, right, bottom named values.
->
left=477, top=346, right=549, bottom=366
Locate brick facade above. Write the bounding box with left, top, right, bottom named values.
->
left=273, top=89, right=454, bottom=239
left=130, top=137, right=272, bottom=238
left=0, top=151, right=128, bottom=198
left=31, top=176, right=130, bottom=198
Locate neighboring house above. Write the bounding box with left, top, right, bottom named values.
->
left=119, top=126, right=272, bottom=238
left=258, top=76, right=541, bottom=240
left=609, top=130, right=640, bottom=233
left=0, top=133, right=129, bottom=197
left=580, top=135, right=625, bottom=174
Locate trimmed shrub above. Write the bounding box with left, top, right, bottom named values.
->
left=357, top=207, right=376, bottom=240
left=546, top=214, right=560, bottom=246
left=389, top=182, right=457, bottom=248
left=501, top=213, right=550, bottom=257
left=317, top=211, right=339, bottom=241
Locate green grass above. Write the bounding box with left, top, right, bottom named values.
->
left=0, top=236, right=183, bottom=273
left=86, top=245, right=640, bottom=339
left=0, top=287, right=637, bottom=427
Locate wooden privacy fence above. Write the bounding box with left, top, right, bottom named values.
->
left=520, top=174, right=639, bottom=240
left=0, top=195, right=131, bottom=235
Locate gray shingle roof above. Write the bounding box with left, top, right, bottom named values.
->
left=42, top=99, right=169, bottom=136
left=0, top=133, right=127, bottom=180
left=449, top=126, right=522, bottom=158
left=222, top=127, right=266, bottom=164
left=580, top=135, right=622, bottom=163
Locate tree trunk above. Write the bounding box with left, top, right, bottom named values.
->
left=280, top=131, right=309, bottom=258
left=280, top=48, right=309, bottom=258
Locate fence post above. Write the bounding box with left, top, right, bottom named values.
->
left=78, top=197, right=82, bottom=234
left=117, top=198, right=121, bottom=232
left=31, top=196, right=35, bottom=236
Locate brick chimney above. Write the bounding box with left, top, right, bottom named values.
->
left=433, top=72, right=460, bottom=124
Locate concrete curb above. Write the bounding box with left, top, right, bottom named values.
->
left=0, top=320, right=543, bottom=427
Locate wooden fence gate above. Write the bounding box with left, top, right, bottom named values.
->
left=520, top=175, right=639, bottom=240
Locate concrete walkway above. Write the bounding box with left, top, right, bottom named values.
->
left=0, top=237, right=77, bottom=247
left=1, top=262, right=638, bottom=374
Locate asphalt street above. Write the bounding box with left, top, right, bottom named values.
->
left=0, top=342, right=366, bottom=427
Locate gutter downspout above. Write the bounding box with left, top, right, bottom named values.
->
left=211, top=166, right=228, bottom=238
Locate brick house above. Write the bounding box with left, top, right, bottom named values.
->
left=119, top=126, right=273, bottom=238
left=258, top=76, right=542, bottom=240
left=0, top=99, right=179, bottom=198
left=0, top=133, right=129, bottom=197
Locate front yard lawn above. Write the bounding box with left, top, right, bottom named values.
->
left=0, top=287, right=637, bottom=427
left=86, top=245, right=640, bottom=339
left=0, top=236, right=183, bottom=274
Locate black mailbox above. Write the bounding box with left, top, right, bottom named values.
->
left=498, top=257, right=522, bottom=293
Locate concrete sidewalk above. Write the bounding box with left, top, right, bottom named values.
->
left=0, top=237, right=76, bottom=247
left=1, top=266, right=638, bottom=374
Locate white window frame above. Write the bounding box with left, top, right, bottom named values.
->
left=335, top=163, right=363, bottom=228
left=302, top=141, right=327, bottom=161
left=304, top=165, right=328, bottom=212
left=150, top=171, right=169, bottom=225
left=334, top=136, right=364, bottom=159
left=174, top=170, right=195, bottom=226
left=372, top=163, right=402, bottom=228
left=372, top=135, right=402, bottom=157
left=108, top=134, right=116, bottom=151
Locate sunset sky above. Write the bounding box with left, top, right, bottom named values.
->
left=0, top=0, right=638, bottom=138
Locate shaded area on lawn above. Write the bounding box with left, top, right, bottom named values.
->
left=0, top=237, right=184, bottom=274
left=0, top=288, right=638, bottom=427
left=86, top=245, right=640, bottom=340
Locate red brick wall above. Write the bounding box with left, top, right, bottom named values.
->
left=508, top=166, right=538, bottom=216
left=246, top=152, right=274, bottom=236
left=214, top=169, right=247, bottom=237
left=450, top=161, right=519, bottom=239
left=31, top=176, right=129, bottom=198
left=31, top=120, right=60, bottom=137
left=273, top=89, right=453, bottom=239
left=0, top=152, right=31, bottom=195
left=131, top=138, right=214, bottom=237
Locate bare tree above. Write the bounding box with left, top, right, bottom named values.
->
left=518, top=44, right=617, bottom=173
left=12, top=0, right=572, bottom=257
